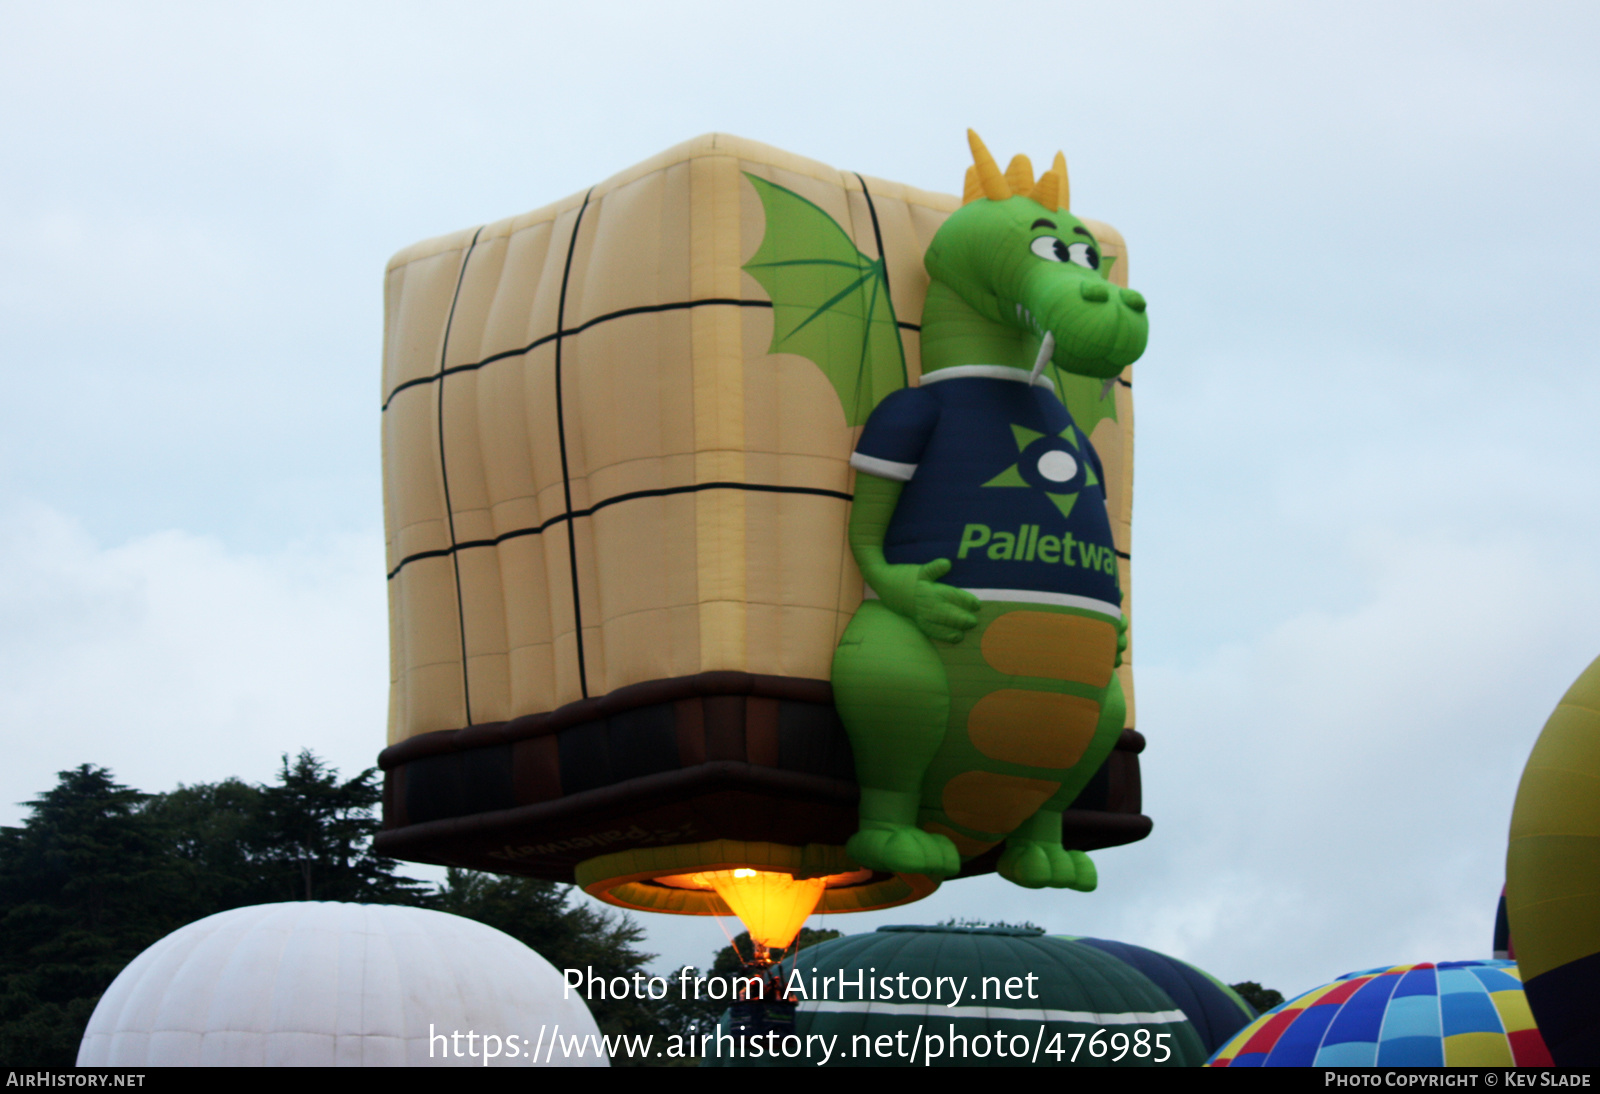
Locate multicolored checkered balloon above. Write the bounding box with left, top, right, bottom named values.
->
left=1206, top=960, right=1552, bottom=1067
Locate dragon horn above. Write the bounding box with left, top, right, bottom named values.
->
left=1005, top=154, right=1035, bottom=195
left=1053, top=151, right=1071, bottom=210
left=967, top=129, right=1012, bottom=201
left=963, top=166, right=983, bottom=205
left=1032, top=170, right=1062, bottom=212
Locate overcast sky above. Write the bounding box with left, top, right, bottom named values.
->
left=3, top=1, right=1598, bottom=999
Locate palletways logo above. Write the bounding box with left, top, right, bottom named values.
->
left=957, top=523, right=1117, bottom=575
left=952, top=421, right=1117, bottom=577
left=980, top=423, right=1096, bottom=521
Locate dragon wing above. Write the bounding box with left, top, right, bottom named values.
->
left=742, top=173, right=907, bottom=427
left=1053, top=368, right=1120, bottom=438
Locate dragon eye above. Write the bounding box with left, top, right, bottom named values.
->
left=1067, top=243, right=1100, bottom=270
left=1030, top=236, right=1068, bottom=262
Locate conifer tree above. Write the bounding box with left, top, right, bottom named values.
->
left=0, top=766, right=187, bottom=1066
left=247, top=750, right=428, bottom=904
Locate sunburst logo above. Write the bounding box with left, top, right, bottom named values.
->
left=981, top=424, right=1096, bottom=521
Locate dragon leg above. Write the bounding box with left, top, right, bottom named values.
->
left=900, top=602, right=1124, bottom=889
left=997, top=672, right=1126, bottom=890
left=832, top=601, right=962, bottom=877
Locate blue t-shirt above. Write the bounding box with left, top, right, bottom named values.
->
left=850, top=365, right=1122, bottom=618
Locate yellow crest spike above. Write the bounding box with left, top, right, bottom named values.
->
left=963, top=166, right=983, bottom=205
left=1004, top=154, right=1034, bottom=195
left=967, top=129, right=1012, bottom=201
left=1032, top=169, right=1062, bottom=212
left=1053, top=151, right=1070, bottom=211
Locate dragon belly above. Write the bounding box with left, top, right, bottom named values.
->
left=918, top=602, right=1125, bottom=858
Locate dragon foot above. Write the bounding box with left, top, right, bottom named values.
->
left=997, top=842, right=1097, bottom=891
left=847, top=823, right=961, bottom=878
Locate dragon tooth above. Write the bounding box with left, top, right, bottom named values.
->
left=1029, top=331, right=1056, bottom=385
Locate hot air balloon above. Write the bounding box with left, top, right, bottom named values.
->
left=1205, top=961, right=1552, bottom=1067
left=374, top=133, right=1150, bottom=961
left=76, top=903, right=606, bottom=1067
left=1507, top=652, right=1600, bottom=1065
left=1494, top=885, right=1515, bottom=960
left=1061, top=935, right=1258, bottom=1056
left=709, top=925, right=1214, bottom=1067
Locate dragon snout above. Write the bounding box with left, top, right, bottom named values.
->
left=1077, top=281, right=1147, bottom=315
left=1036, top=281, right=1150, bottom=377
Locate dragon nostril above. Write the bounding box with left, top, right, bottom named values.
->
left=1120, top=289, right=1146, bottom=314
left=1079, top=280, right=1109, bottom=303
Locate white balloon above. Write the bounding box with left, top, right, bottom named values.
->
left=76, top=902, right=609, bottom=1067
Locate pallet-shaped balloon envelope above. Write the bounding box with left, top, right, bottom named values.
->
left=375, top=134, right=1149, bottom=931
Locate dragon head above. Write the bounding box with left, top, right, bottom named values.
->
left=923, top=131, right=1149, bottom=381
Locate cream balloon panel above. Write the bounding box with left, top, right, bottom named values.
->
left=382, top=135, right=1136, bottom=745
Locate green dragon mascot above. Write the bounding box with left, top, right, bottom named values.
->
left=835, top=131, right=1148, bottom=891
left=744, top=130, right=1149, bottom=892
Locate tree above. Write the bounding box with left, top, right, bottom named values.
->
left=938, top=916, right=1044, bottom=931
left=0, top=757, right=691, bottom=1068
left=247, top=751, right=429, bottom=905
left=142, top=777, right=269, bottom=912
left=1229, top=981, right=1285, bottom=1014
left=0, top=766, right=190, bottom=1067
left=0, top=755, right=431, bottom=1067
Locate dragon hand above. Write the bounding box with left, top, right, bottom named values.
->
left=868, top=558, right=980, bottom=643
left=1116, top=612, right=1129, bottom=668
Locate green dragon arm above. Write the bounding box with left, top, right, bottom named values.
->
left=849, top=473, right=979, bottom=643
left=845, top=471, right=900, bottom=576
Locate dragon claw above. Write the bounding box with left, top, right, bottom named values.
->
left=847, top=824, right=961, bottom=879
left=998, top=842, right=1097, bottom=891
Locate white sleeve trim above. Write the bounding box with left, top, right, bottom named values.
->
left=850, top=452, right=917, bottom=482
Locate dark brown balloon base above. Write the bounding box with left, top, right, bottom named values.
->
left=374, top=671, right=1151, bottom=885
